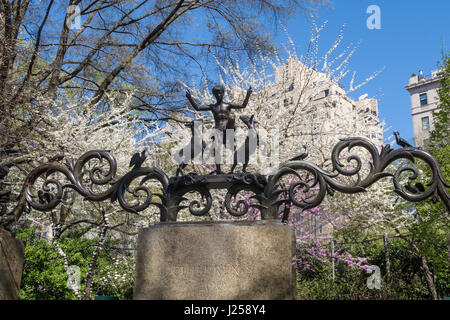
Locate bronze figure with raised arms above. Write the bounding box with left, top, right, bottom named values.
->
left=185, top=85, right=252, bottom=173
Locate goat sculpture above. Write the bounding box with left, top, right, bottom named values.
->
left=175, top=120, right=206, bottom=176
left=230, top=115, right=259, bottom=173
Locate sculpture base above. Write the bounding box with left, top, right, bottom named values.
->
left=0, top=229, right=25, bottom=300
left=133, top=220, right=296, bottom=300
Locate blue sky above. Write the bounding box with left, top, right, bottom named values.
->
left=280, top=0, right=450, bottom=144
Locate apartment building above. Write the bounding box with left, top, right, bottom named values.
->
left=271, top=58, right=383, bottom=149
left=269, top=58, right=384, bottom=237
left=405, top=68, right=443, bottom=147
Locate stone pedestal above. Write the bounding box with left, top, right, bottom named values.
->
left=0, top=229, right=25, bottom=300
left=133, top=220, right=296, bottom=300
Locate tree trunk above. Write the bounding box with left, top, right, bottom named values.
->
left=447, top=233, right=450, bottom=263
left=410, top=241, right=439, bottom=300
left=383, top=233, right=391, bottom=283
left=420, top=254, right=438, bottom=300
left=395, top=229, right=439, bottom=300
left=83, top=226, right=107, bottom=300
left=331, top=239, right=335, bottom=281
left=54, top=241, right=82, bottom=300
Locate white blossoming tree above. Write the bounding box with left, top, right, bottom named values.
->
left=168, top=22, right=414, bottom=269
left=5, top=92, right=167, bottom=299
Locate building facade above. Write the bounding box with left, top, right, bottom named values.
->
left=271, top=58, right=384, bottom=151
left=268, top=58, right=384, bottom=238
left=405, top=68, right=443, bottom=148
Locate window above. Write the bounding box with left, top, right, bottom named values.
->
left=324, top=89, right=329, bottom=97
left=422, top=116, right=430, bottom=130
left=420, top=93, right=428, bottom=106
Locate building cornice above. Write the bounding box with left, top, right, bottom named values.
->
left=405, top=76, right=442, bottom=91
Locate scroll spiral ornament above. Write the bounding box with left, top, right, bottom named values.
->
left=224, top=184, right=266, bottom=217
left=330, top=137, right=449, bottom=210
left=165, top=173, right=267, bottom=218
left=265, top=137, right=450, bottom=219
left=18, top=150, right=169, bottom=220
left=186, top=187, right=213, bottom=217
left=22, top=150, right=117, bottom=213
left=165, top=174, right=213, bottom=218
left=168, top=184, right=213, bottom=218
left=3, top=135, right=448, bottom=227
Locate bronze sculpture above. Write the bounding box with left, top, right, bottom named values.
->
left=230, top=115, right=259, bottom=173
left=0, top=76, right=448, bottom=228
left=186, top=85, right=252, bottom=173
left=175, top=120, right=206, bottom=177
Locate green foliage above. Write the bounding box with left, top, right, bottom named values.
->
left=296, top=235, right=449, bottom=299
left=296, top=260, right=393, bottom=300
left=92, top=255, right=134, bottom=300
left=374, top=237, right=448, bottom=299
left=13, top=227, right=135, bottom=300
left=14, top=227, right=80, bottom=300
left=412, top=53, right=450, bottom=296
left=423, top=53, right=450, bottom=194
left=429, top=54, right=450, bottom=151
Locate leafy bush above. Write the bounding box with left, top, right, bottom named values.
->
left=13, top=227, right=135, bottom=300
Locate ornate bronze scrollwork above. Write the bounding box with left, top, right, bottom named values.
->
left=2, top=150, right=169, bottom=226
left=266, top=137, right=449, bottom=220
left=1, top=135, right=448, bottom=228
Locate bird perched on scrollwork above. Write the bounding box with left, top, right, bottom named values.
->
left=129, top=149, right=146, bottom=170
left=405, top=182, right=426, bottom=194
left=394, top=131, right=414, bottom=148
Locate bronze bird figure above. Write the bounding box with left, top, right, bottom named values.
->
left=394, top=131, right=414, bottom=148
left=129, top=149, right=147, bottom=169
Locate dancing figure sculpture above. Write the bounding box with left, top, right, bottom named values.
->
left=186, top=85, right=252, bottom=174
